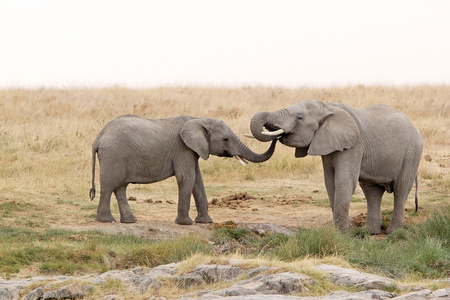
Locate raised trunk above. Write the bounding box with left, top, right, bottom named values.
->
left=250, top=111, right=280, bottom=142
left=237, top=138, right=277, bottom=163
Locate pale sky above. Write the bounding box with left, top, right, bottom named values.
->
left=1, top=0, right=449, bottom=88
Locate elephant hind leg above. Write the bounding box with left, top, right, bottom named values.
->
left=386, top=176, right=415, bottom=234
left=114, top=184, right=137, bottom=223
left=97, top=187, right=116, bottom=223
left=360, top=183, right=384, bottom=235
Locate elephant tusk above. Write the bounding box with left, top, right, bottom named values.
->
left=244, top=133, right=255, bottom=138
left=261, top=129, right=285, bottom=136
left=235, top=155, right=247, bottom=166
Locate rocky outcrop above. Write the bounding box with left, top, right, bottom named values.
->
left=0, top=261, right=449, bottom=300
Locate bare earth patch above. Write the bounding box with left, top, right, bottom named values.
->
left=47, top=150, right=449, bottom=241
left=54, top=179, right=371, bottom=240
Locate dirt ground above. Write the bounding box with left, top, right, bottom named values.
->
left=50, top=152, right=448, bottom=241
left=52, top=178, right=381, bottom=240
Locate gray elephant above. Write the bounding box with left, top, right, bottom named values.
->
left=250, top=101, right=423, bottom=234
left=90, top=114, right=276, bottom=225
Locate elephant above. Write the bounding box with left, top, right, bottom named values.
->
left=249, top=101, right=423, bottom=234
left=89, top=114, right=277, bottom=225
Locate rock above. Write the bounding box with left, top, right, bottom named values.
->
left=149, top=262, right=178, bottom=276
left=215, top=272, right=316, bottom=296
left=315, top=264, right=402, bottom=290
left=181, top=295, right=306, bottom=300
left=100, top=270, right=136, bottom=283
left=240, top=223, right=294, bottom=236
left=175, top=273, right=205, bottom=288
left=299, top=289, right=397, bottom=299
left=0, top=288, right=14, bottom=300
left=42, top=282, right=84, bottom=299
left=391, top=289, right=433, bottom=299
left=0, top=260, right=448, bottom=300
left=133, top=276, right=161, bottom=294
left=431, top=288, right=450, bottom=298
left=193, top=264, right=243, bottom=283
left=246, top=266, right=275, bottom=279
left=103, top=296, right=125, bottom=300
left=23, top=287, right=44, bottom=300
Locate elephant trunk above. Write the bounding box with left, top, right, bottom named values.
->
left=250, top=110, right=286, bottom=142
left=236, top=138, right=277, bottom=163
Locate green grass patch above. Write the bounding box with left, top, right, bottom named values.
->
left=263, top=226, right=349, bottom=260
left=255, top=207, right=450, bottom=279
left=1, top=206, right=448, bottom=281
left=0, top=227, right=212, bottom=278
left=212, top=227, right=260, bottom=247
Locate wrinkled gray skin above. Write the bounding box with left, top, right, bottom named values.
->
left=90, top=114, right=276, bottom=225
left=250, top=101, right=423, bottom=234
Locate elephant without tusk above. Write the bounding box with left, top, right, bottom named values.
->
left=90, top=114, right=277, bottom=225
left=250, top=100, right=423, bottom=234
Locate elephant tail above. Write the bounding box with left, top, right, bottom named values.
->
left=89, top=144, right=98, bottom=201
left=414, top=175, right=419, bottom=212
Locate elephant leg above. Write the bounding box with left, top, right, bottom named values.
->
left=97, top=186, right=116, bottom=223
left=360, top=183, right=384, bottom=234
left=386, top=176, right=415, bottom=234
left=333, top=176, right=356, bottom=232
left=192, top=163, right=213, bottom=223
left=328, top=151, right=360, bottom=232
left=174, top=164, right=196, bottom=225
left=114, top=184, right=137, bottom=223
left=322, top=157, right=336, bottom=211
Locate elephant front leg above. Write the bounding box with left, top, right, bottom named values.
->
left=192, top=164, right=213, bottom=223
left=96, top=188, right=116, bottom=223
left=114, top=184, right=137, bottom=223
left=325, top=150, right=361, bottom=232
left=332, top=172, right=358, bottom=232
left=360, top=183, right=384, bottom=234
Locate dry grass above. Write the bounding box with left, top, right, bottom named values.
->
left=1, top=86, right=448, bottom=199
left=0, top=86, right=449, bottom=291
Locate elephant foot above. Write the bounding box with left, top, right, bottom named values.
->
left=195, top=214, right=213, bottom=223
left=120, top=213, right=137, bottom=223
left=96, top=214, right=116, bottom=223
left=386, top=224, right=401, bottom=235
left=364, top=225, right=382, bottom=235
left=175, top=216, right=193, bottom=225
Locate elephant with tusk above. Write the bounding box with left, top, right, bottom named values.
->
left=249, top=101, right=423, bottom=234
left=90, top=114, right=277, bottom=225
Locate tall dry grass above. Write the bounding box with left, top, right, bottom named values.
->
left=0, top=86, right=448, bottom=201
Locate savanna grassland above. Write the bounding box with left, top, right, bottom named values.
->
left=0, top=86, right=449, bottom=289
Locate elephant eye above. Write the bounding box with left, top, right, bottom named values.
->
left=223, top=137, right=229, bottom=142
left=297, top=115, right=304, bottom=120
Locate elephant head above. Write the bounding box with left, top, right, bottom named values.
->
left=181, top=118, right=277, bottom=164
left=250, top=101, right=360, bottom=157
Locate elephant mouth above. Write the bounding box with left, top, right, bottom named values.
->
left=279, top=133, right=293, bottom=145
left=218, top=151, right=248, bottom=166
left=217, top=150, right=233, bottom=158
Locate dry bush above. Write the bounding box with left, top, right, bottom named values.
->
left=0, top=86, right=448, bottom=201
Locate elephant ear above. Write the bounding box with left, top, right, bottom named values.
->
left=180, top=119, right=210, bottom=160
left=308, top=105, right=360, bottom=156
